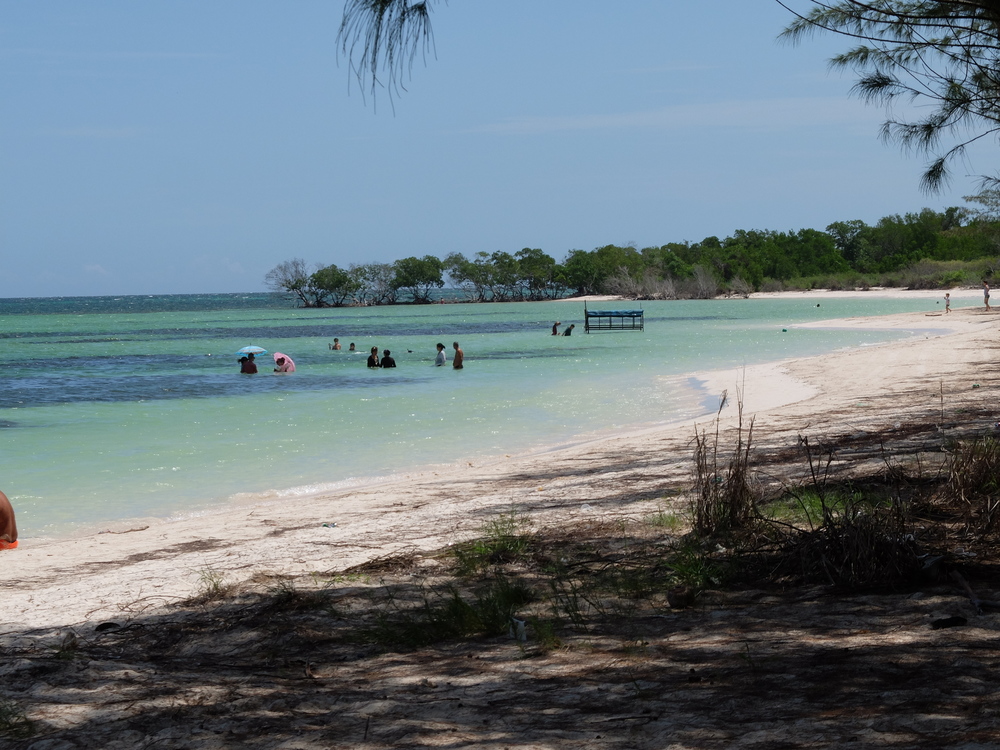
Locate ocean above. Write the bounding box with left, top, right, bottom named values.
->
left=0, top=293, right=946, bottom=538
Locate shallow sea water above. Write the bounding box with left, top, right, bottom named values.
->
left=0, top=293, right=950, bottom=537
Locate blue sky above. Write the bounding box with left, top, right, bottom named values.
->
left=1, top=1, right=994, bottom=298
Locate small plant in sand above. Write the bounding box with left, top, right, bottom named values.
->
left=0, top=699, right=33, bottom=739
left=691, top=389, right=762, bottom=538
left=527, top=618, right=562, bottom=653
left=644, top=507, right=684, bottom=532
left=54, top=630, right=80, bottom=660
left=766, top=488, right=873, bottom=530
left=364, top=573, right=536, bottom=649
left=194, top=568, right=234, bottom=602
left=664, top=537, right=727, bottom=591
left=453, top=509, right=532, bottom=576
left=265, top=579, right=334, bottom=614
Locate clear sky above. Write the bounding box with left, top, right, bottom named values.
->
left=1, top=1, right=994, bottom=298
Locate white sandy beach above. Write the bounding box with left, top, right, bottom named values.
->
left=2, top=290, right=996, bottom=635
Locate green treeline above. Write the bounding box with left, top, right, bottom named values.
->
left=266, top=206, right=1000, bottom=306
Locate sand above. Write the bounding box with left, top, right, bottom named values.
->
left=2, top=290, right=1000, bottom=749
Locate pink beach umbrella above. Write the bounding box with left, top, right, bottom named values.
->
left=272, top=352, right=296, bottom=372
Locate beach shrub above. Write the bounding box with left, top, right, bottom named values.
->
left=946, top=437, right=1000, bottom=531
left=897, top=259, right=976, bottom=289
left=691, top=410, right=761, bottom=538
left=604, top=268, right=679, bottom=300
left=728, top=276, right=753, bottom=298
left=768, top=492, right=918, bottom=589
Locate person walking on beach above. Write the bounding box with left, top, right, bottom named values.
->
left=984, top=281, right=991, bottom=311
left=452, top=341, right=464, bottom=369
left=380, top=349, right=396, bottom=368
left=945, top=293, right=951, bottom=313
left=367, top=347, right=380, bottom=368
left=552, top=321, right=561, bottom=336
left=330, top=338, right=341, bottom=350
left=0, top=490, right=18, bottom=550
left=562, top=324, right=575, bottom=336
left=434, top=343, right=447, bottom=366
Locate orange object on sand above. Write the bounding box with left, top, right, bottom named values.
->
left=0, top=540, right=18, bottom=550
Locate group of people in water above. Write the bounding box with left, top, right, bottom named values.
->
left=435, top=342, right=463, bottom=369
left=366, top=347, right=396, bottom=368
left=246, top=338, right=467, bottom=371
left=240, top=317, right=579, bottom=376
left=239, top=315, right=583, bottom=375
left=357, top=341, right=463, bottom=369
left=237, top=352, right=295, bottom=374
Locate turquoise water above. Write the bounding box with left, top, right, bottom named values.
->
left=0, top=294, right=947, bottom=537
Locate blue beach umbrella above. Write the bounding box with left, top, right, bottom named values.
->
left=236, top=345, right=267, bottom=355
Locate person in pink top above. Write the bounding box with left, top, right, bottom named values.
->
left=274, top=356, right=295, bottom=373
left=0, top=490, right=17, bottom=550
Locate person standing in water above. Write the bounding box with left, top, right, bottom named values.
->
left=380, top=349, right=396, bottom=368
left=434, top=343, right=447, bottom=366
left=551, top=321, right=561, bottom=336
left=0, top=490, right=18, bottom=550
left=330, top=338, right=341, bottom=350
left=367, top=347, right=380, bottom=368
left=562, top=324, right=575, bottom=336
left=452, top=341, right=464, bottom=369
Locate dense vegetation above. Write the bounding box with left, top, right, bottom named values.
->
left=266, top=204, right=1000, bottom=306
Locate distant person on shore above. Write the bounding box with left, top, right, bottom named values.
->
left=239, top=356, right=258, bottom=374
left=349, top=343, right=356, bottom=352
left=380, top=349, right=396, bottom=368
left=330, top=338, right=341, bottom=350
left=562, top=324, right=576, bottom=336
left=944, top=293, right=951, bottom=313
left=434, top=343, right=447, bottom=366
left=452, top=342, right=464, bottom=369
left=274, top=356, right=295, bottom=373
left=367, top=347, right=380, bottom=368
left=984, top=281, right=991, bottom=311
left=0, top=490, right=16, bottom=550
left=552, top=321, right=561, bottom=336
